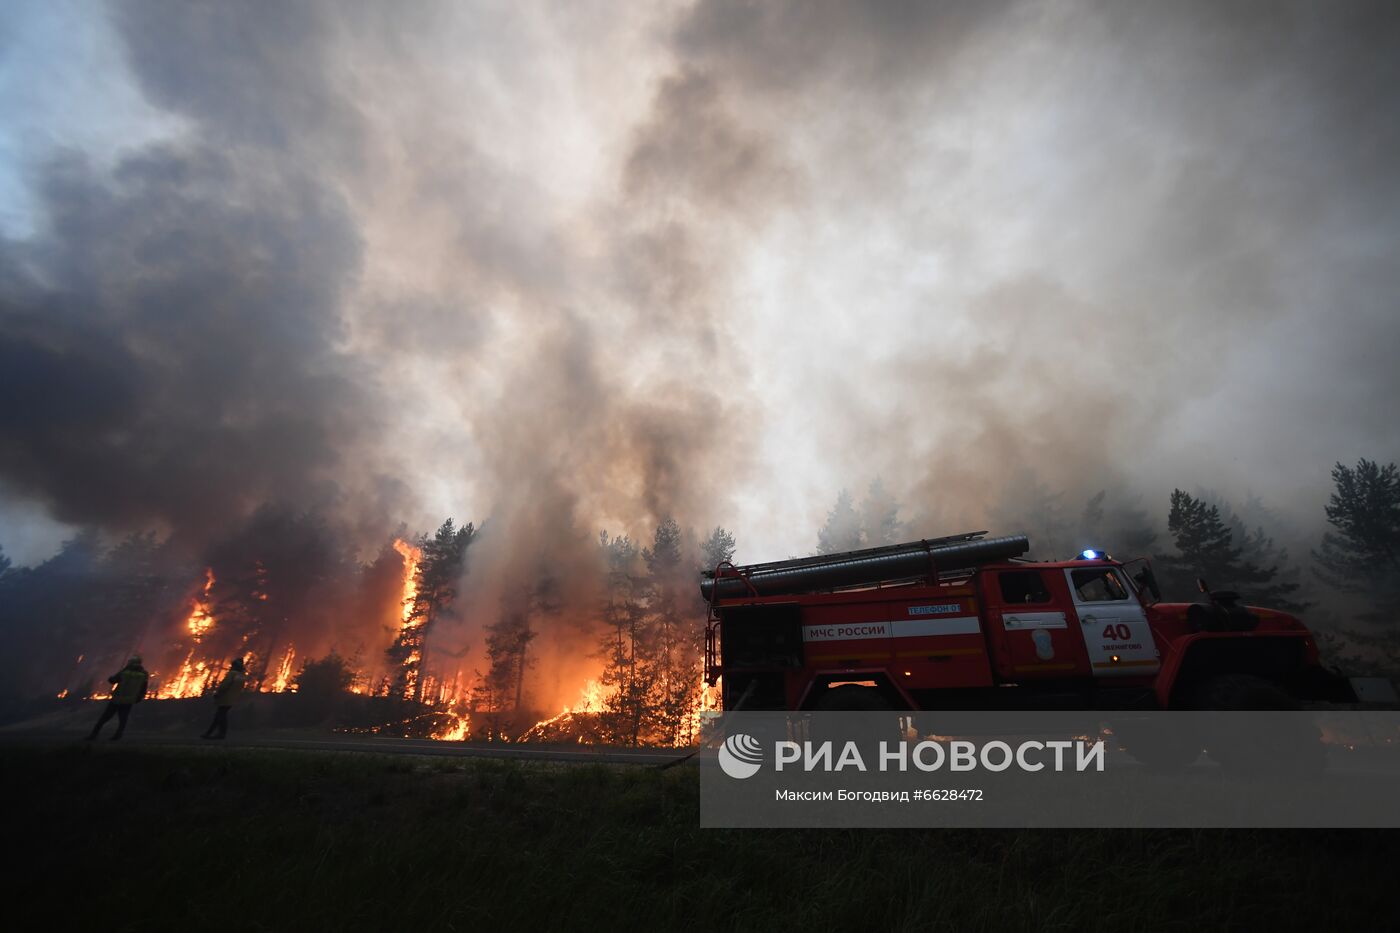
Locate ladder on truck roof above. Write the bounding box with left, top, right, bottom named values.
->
left=699, top=531, right=1030, bottom=601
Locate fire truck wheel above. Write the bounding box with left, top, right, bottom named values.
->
left=809, top=685, right=895, bottom=749
left=1190, top=674, right=1326, bottom=776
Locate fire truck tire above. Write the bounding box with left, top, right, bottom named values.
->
left=1189, top=674, right=1326, bottom=776
left=809, top=685, right=895, bottom=749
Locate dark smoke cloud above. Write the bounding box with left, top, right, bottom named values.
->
left=112, top=0, right=364, bottom=161
left=0, top=144, right=368, bottom=541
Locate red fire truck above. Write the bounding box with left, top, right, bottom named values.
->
left=700, top=532, right=1363, bottom=718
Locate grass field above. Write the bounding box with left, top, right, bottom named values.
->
left=9, top=743, right=1397, bottom=931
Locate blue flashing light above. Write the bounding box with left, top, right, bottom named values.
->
left=1080, top=549, right=1100, bottom=560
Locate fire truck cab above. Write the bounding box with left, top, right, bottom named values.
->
left=700, top=532, right=1358, bottom=715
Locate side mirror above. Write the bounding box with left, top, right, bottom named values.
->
left=1136, top=566, right=1162, bottom=602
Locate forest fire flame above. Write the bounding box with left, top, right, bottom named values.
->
left=155, top=568, right=220, bottom=699
left=392, top=537, right=424, bottom=699
left=154, top=651, right=217, bottom=700
left=680, top=673, right=723, bottom=747
left=520, top=678, right=608, bottom=742
left=393, top=538, right=421, bottom=626
left=186, top=567, right=216, bottom=638
left=71, top=542, right=711, bottom=747
left=263, top=645, right=297, bottom=694
left=432, top=709, right=471, bottom=741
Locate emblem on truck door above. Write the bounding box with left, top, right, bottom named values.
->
left=1032, top=629, right=1055, bottom=660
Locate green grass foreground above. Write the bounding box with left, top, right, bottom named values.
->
left=8, top=744, right=1396, bottom=931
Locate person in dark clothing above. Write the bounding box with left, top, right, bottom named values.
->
left=86, top=656, right=150, bottom=741
left=201, top=656, right=247, bottom=739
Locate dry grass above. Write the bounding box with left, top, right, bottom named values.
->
left=9, top=743, right=1398, bottom=932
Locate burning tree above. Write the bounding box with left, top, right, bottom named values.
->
left=179, top=509, right=353, bottom=693
left=387, top=518, right=474, bottom=702
left=588, top=519, right=709, bottom=746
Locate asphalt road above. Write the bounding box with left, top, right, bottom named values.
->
left=0, top=729, right=697, bottom=766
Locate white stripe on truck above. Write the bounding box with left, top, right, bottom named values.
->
left=802, top=616, right=981, bottom=642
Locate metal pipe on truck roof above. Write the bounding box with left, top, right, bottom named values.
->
left=698, top=534, right=1030, bottom=600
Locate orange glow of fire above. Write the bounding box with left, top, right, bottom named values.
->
left=186, top=567, right=216, bottom=639
left=155, top=649, right=217, bottom=700
left=392, top=538, right=424, bottom=699
left=150, top=567, right=223, bottom=699
left=262, top=645, right=297, bottom=693
left=432, top=709, right=471, bottom=741
left=63, top=548, right=713, bottom=750
left=524, top=678, right=607, bottom=741
left=676, top=672, right=722, bottom=747
left=393, top=538, right=421, bottom=628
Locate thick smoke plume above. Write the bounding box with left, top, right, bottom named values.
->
left=2, top=1, right=1399, bottom=704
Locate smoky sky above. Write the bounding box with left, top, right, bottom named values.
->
left=1, top=0, right=1398, bottom=571
left=0, top=145, right=366, bottom=540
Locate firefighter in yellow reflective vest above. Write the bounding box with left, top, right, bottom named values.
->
left=86, top=656, right=149, bottom=741
left=201, top=657, right=247, bottom=740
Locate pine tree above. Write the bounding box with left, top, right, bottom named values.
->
left=485, top=602, right=536, bottom=712
left=859, top=478, right=902, bottom=547
left=817, top=489, right=863, bottom=554
left=1314, top=458, right=1400, bottom=625
left=1156, top=490, right=1281, bottom=602
left=1234, top=524, right=1308, bottom=613
left=1159, top=490, right=1238, bottom=590
left=1193, top=491, right=1308, bottom=613
left=387, top=518, right=474, bottom=702
left=642, top=517, right=699, bottom=745
left=699, top=526, right=737, bottom=573
left=1, top=534, right=103, bottom=697
left=643, top=517, right=684, bottom=576
left=596, top=531, right=649, bottom=745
